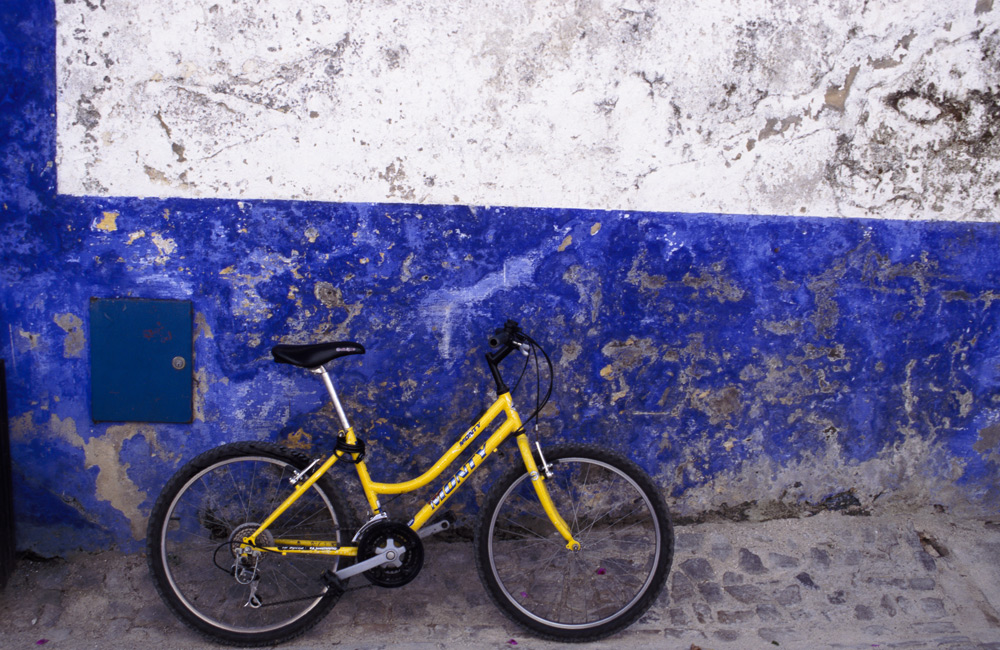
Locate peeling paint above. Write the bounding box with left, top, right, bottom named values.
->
left=601, top=337, right=660, bottom=404
left=150, top=232, right=177, bottom=262
left=281, top=428, right=314, bottom=450
left=94, top=211, right=118, bottom=232
left=824, top=65, right=861, bottom=112
left=192, top=368, right=210, bottom=423
left=4, top=0, right=1000, bottom=557
left=194, top=311, right=214, bottom=340
left=84, top=425, right=153, bottom=540
left=683, top=263, right=746, bottom=303
left=314, top=281, right=344, bottom=309
left=400, top=252, right=416, bottom=282
left=562, top=265, right=602, bottom=324
left=54, top=2, right=1000, bottom=221
left=44, top=416, right=155, bottom=540
left=9, top=412, right=37, bottom=444
left=7, top=199, right=1000, bottom=552
left=761, top=319, right=804, bottom=336
left=54, top=313, right=85, bottom=358
left=18, top=329, right=41, bottom=350
left=672, top=421, right=970, bottom=520
left=973, top=422, right=1000, bottom=463
left=689, top=385, right=743, bottom=427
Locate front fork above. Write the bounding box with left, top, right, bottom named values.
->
left=515, top=434, right=580, bottom=551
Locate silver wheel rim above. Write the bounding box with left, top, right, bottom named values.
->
left=487, top=456, right=661, bottom=629
left=159, top=455, right=340, bottom=634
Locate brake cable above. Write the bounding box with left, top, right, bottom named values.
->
left=508, top=343, right=532, bottom=395
left=508, top=331, right=555, bottom=446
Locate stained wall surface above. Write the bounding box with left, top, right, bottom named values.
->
left=2, top=0, right=999, bottom=554
left=58, top=1, right=1000, bottom=221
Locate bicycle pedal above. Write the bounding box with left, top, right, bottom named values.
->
left=320, top=570, right=346, bottom=596
left=418, top=511, right=456, bottom=539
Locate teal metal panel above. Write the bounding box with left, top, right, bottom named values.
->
left=89, top=298, right=193, bottom=423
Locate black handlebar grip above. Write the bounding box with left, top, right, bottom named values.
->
left=489, top=320, right=522, bottom=348
left=489, top=329, right=510, bottom=348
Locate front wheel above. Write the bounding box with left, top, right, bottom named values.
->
left=146, top=442, right=351, bottom=646
left=475, top=444, right=673, bottom=641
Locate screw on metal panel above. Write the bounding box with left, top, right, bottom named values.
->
left=172, top=356, right=186, bottom=370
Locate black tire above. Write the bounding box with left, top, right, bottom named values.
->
left=475, top=444, right=673, bottom=641
left=146, top=442, right=352, bottom=646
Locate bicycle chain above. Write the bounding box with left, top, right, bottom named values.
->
left=251, top=580, right=375, bottom=609
left=211, top=532, right=377, bottom=609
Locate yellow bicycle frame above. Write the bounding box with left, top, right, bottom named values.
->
left=244, top=391, right=579, bottom=556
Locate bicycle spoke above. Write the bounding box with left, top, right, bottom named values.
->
left=482, top=451, right=670, bottom=637
left=495, top=513, right=563, bottom=544
left=579, top=499, right=651, bottom=536
left=154, top=450, right=345, bottom=639
left=276, top=500, right=336, bottom=537
left=566, top=461, right=592, bottom=532
left=226, top=464, right=251, bottom=522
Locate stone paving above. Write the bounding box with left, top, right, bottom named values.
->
left=1, top=510, right=998, bottom=649
left=641, top=512, right=1000, bottom=649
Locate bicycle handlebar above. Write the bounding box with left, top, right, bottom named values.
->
left=484, top=319, right=555, bottom=443
left=488, top=330, right=508, bottom=348
left=488, top=319, right=523, bottom=349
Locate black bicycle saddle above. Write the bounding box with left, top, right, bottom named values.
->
left=270, top=341, right=365, bottom=368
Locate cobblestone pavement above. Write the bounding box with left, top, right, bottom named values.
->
left=1, top=510, right=998, bottom=649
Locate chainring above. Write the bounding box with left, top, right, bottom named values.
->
left=357, top=520, right=424, bottom=588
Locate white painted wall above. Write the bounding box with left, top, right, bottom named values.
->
left=57, top=0, right=998, bottom=220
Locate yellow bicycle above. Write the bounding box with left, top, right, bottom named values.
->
left=147, top=320, right=674, bottom=646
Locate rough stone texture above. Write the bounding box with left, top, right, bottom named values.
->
left=738, top=547, right=767, bottom=574
left=2, top=0, right=1000, bottom=556
left=680, top=557, right=716, bottom=582
left=6, top=190, right=1000, bottom=553
left=55, top=1, right=1000, bottom=221
left=0, top=512, right=998, bottom=649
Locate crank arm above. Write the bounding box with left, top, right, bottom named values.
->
left=418, top=516, right=453, bottom=539
left=331, top=546, right=403, bottom=580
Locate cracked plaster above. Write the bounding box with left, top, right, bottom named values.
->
left=55, top=1, right=1000, bottom=221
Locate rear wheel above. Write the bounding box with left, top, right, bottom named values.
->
left=475, top=444, right=673, bottom=641
left=147, top=442, right=351, bottom=646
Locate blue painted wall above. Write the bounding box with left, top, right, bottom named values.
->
left=2, top=0, right=999, bottom=554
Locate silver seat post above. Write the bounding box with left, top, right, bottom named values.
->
left=312, top=366, right=352, bottom=431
